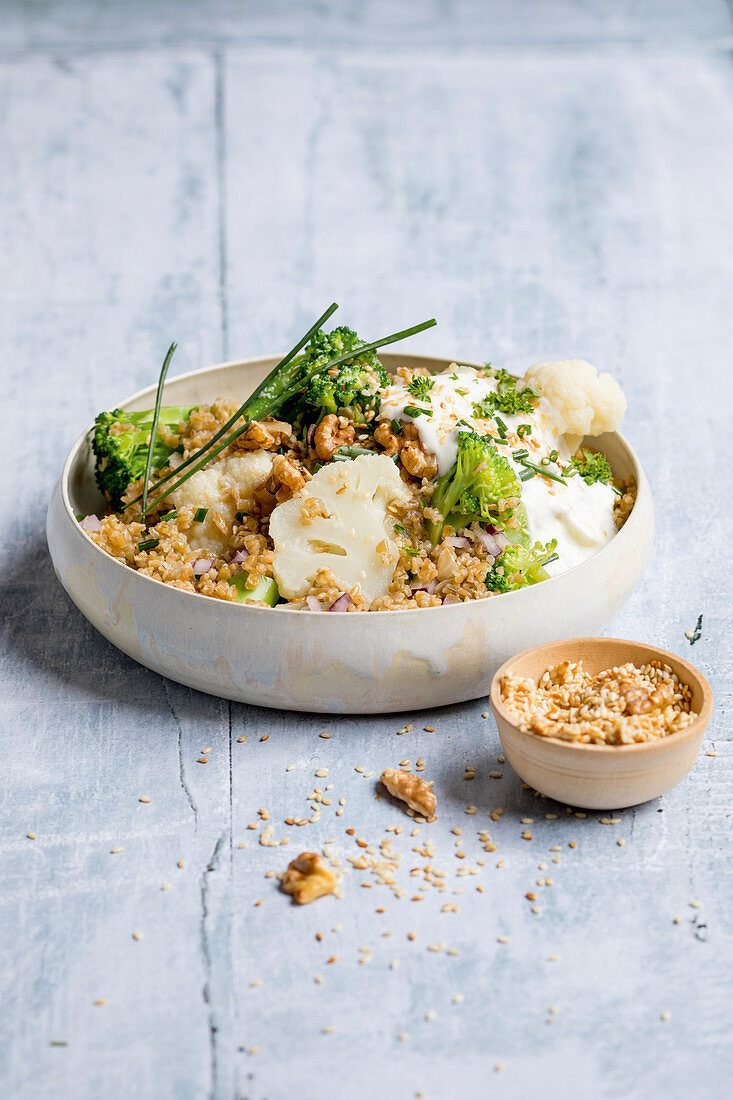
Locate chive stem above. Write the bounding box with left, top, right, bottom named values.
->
left=519, top=459, right=566, bottom=485
left=141, top=316, right=437, bottom=513
left=141, top=342, right=177, bottom=518
left=125, top=302, right=339, bottom=511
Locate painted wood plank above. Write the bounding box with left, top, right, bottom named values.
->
left=1, top=0, right=731, bottom=53
left=0, top=10, right=731, bottom=1100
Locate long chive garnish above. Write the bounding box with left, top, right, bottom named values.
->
left=125, top=302, right=339, bottom=512
left=138, top=537, right=160, bottom=551
left=542, top=552, right=559, bottom=567
left=141, top=342, right=177, bottom=518
left=142, top=316, right=437, bottom=513
left=519, top=459, right=566, bottom=485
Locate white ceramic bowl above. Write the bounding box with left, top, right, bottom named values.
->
left=46, top=354, right=654, bottom=714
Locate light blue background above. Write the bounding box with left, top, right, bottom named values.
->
left=1, top=3, right=731, bottom=1098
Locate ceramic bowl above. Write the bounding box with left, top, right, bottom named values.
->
left=47, top=354, right=654, bottom=714
left=490, top=637, right=713, bottom=808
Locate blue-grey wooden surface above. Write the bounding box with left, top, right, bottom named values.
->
left=1, top=3, right=732, bottom=1098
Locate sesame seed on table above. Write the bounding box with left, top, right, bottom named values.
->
left=1, top=2, right=732, bottom=1099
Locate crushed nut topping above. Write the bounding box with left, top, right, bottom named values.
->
left=380, top=768, right=437, bottom=819
left=280, top=852, right=338, bottom=904
left=501, top=659, right=694, bottom=744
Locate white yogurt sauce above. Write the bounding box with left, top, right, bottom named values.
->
left=379, top=365, right=618, bottom=577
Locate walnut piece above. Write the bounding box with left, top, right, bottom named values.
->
left=380, top=768, right=436, bottom=819
left=280, top=852, right=338, bottom=904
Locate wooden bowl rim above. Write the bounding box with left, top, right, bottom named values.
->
left=489, top=636, right=713, bottom=754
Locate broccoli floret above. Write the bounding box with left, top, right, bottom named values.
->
left=93, top=406, right=194, bottom=505
left=473, top=368, right=539, bottom=418
left=294, top=326, right=388, bottom=423
left=426, top=429, right=525, bottom=544
left=485, top=539, right=558, bottom=593
left=565, top=447, right=613, bottom=486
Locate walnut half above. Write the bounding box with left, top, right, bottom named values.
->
left=280, top=852, right=338, bottom=904
left=380, top=768, right=436, bottom=819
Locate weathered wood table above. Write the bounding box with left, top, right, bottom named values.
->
left=2, top=3, right=731, bottom=1097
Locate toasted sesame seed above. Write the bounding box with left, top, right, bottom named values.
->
left=202, top=746, right=212, bottom=754
left=247, top=1046, right=260, bottom=1055
left=705, top=750, right=716, bottom=757
left=138, top=797, right=151, bottom=804
left=661, top=1010, right=671, bottom=1022
left=489, top=771, right=503, bottom=779
left=482, top=712, right=489, bottom=719
left=319, top=732, right=331, bottom=739
left=452, top=994, right=464, bottom=1004
left=689, top=900, right=702, bottom=909
left=237, top=736, right=247, bottom=743
left=259, top=735, right=269, bottom=742
left=617, top=838, right=625, bottom=847
left=548, top=954, right=561, bottom=961
left=315, top=768, right=329, bottom=778
left=94, top=999, right=108, bottom=1006
left=132, top=931, right=142, bottom=941
left=397, top=1031, right=409, bottom=1042
left=197, top=757, right=208, bottom=764
left=27, top=832, right=37, bottom=840
left=425, top=1010, right=437, bottom=1021
left=497, top=935, right=510, bottom=944
left=161, top=883, right=172, bottom=891
left=322, top=1025, right=336, bottom=1034
left=110, top=847, right=125, bottom=854
left=424, top=726, right=435, bottom=732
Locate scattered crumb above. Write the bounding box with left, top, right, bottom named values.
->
left=132, top=930, right=143, bottom=941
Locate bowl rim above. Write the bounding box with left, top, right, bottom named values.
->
left=55, top=352, right=649, bottom=618
left=489, top=636, right=713, bottom=754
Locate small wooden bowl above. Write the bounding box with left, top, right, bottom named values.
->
left=490, top=638, right=713, bottom=810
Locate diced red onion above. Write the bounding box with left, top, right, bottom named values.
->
left=327, top=592, right=352, bottom=612
left=307, top=423, right=317, bottom=449
left=411, top=579, right=437, bottom=595
left=444, top=535, right=471, bottom=549
left=79, top=515, right=101, bottom=532
left=476, top=529, right=502, bottom=557
left=306, top=595, right=323, bottom=612
left=230, top=550, right=247, bottom=565
left=193, top=558, right=214, bottom=576
left=442, top=596, right=460, bottom=605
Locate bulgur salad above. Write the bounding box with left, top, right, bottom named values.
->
left=81, top=309, right=635, bottom=612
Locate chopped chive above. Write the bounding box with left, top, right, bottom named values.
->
left=541, top=449, right=559, bottom=466
left=512, top=449, right=529, bottom=460
left=160, top=509, right=178, bottom=521
left=391, top=418, right=403, bottom=435
left=234, top=511, right=245, bottom=522
left=519, top=468, right=535, bottom=482
left=138, top=537, right=160, bottom=551
left=610, top=484, right=624, bottom=497
left=403, top=547, right=419, bottom=557
left=141, top=341, right=178, bottom=518
left=542, top=552, right=559, bottom=567
left=393, top=523, right=405, bottom=534
left=403, top=405, right=428, bottom=418
left=517, top=424, right=532, bottom=438
left=519, top=459, right=566, bottom=485
left=332, top=444, right=377, bottom=461
left=494, top=416, right=508, bottom=438
left=194, top=507, right=208, bottom=522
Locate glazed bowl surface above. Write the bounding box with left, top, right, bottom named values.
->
left=490, top=637, right=712, bottom=808
left=47, top=354, right=654, bottom=713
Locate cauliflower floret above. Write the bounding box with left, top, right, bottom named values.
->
left=525, top=360, right=626, bottom=446
left=269, top=454, right=411, bottom=603
left=169, top=451, right=273, bottom=554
